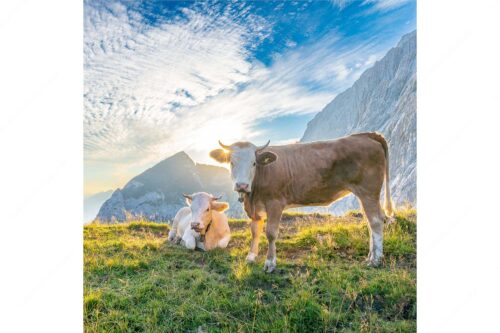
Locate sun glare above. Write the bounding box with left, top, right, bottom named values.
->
left=184, top=118, right=252, bottom=166
left=195, top=119, right=246, bottom=151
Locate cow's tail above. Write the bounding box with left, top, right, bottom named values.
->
left=368, top=132, right=394, bottom=217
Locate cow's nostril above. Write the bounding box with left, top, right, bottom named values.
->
left=236, top=183, right=249, bottom=190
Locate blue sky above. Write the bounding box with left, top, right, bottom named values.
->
left=84, top=0, right=415, bottom=195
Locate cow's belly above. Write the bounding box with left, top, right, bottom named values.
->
left=286, top=202, right=331, bottom=209
left=286, top=190, right=351, bottom=209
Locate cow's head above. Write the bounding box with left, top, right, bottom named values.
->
left=183, top=192, right=229, bottom=233
left=209, top=140, right=278, bottom=197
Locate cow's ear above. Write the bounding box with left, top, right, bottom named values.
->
left=183, top=193, right=193, bottom=205
left=209, top=149, right=229, bottom=163
left=256, top=151, right=278, bottom=166
left=211, top=201, right=229, bottom=212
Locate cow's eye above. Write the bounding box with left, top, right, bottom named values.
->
left=206, top=208, right=210, bottom=212
left=253, top=162, right=256, bottom=166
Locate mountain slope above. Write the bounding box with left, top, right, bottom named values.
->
left=96, top=152, right=243, bottom=222
left=84, top=190, right=113, bottom=223
left=301, top=30, right=416, bottom=213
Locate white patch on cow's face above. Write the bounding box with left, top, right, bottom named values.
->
left=188, top=193, right=212, bottom=232
left=229, top=146, right=257, bottom=193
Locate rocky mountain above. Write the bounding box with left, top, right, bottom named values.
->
left=301, top=30, right=416, bottom=214
left=84, top=190, right=113, bottom=223
left=96, top=152, right=244, bottom=222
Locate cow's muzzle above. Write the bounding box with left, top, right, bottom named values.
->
left=234, top=182, right=250, bottom=192
left=191, top=222, right=204, bottom=232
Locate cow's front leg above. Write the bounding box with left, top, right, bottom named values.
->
left=247, top=218, right=263, bottom=263
left=263, top=204, right=283, bottom=273
left=181, top=229, right=197, bottom=250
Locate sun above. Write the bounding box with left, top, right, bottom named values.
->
left=182, top=117, right=260, bottom=166
left=194, top=118, right=247, bottom=152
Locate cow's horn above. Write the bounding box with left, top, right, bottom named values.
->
left=211, top=195, right=222, bottom=201
left=256, top=140, right=270, bottom=152
left=218, top=140, right=231, bottom=150
left=183, top=193, right=192, bottom=200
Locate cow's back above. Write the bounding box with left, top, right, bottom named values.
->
left=252, top=133, right=387, bottom=206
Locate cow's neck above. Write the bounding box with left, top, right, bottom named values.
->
left=242, top=175, right=265, bottom=220
left=200, top=212, right=216, bottom=242
left=240, top=192, right=254, bottom=219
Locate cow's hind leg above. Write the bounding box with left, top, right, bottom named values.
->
left=359, top=195, right=385, bottom=267
left=247, top=218, right=264, bottom=263
left=263, top=202, right=283, bottom=273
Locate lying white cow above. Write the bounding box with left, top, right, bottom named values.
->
left=168, top=192, right=231, bottom=251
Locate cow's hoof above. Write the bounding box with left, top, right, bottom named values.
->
left=263, top=258, right=276, bottom=273
left=246, top=252, right=257, bottom=263
left=196, top=242, right=206, bottom=251
left=366, top=258, right=382, bottom=267
left=385, top=216, right=396, bottom=225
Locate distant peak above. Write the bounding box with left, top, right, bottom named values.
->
left=127, top=151, right=196, bottom=184
left=160, top=151, right=194, bottom=164
left=170, top=150, right=190, bottom=159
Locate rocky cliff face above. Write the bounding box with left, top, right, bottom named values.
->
left=301, top=31, right=416, bottom=214
left=96, top=151, right=244, bottom=222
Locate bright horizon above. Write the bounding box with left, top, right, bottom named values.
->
left=84, top=0, right=416, bottom=196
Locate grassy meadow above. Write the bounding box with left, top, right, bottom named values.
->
left=84, top=209, right=416, bottom=332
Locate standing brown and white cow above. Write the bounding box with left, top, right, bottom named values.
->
left=209, top=132, right=394, bottom=273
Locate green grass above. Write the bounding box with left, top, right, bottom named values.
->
left=84, top=209, right=416, bottom=332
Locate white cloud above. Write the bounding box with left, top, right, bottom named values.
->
left=285, top=39, right=297, bottom=48
left=364, top=0, right=412, bottom=11
left=329, top=0, right=354, bottom=10
left=84, top=1, right=387, bottom=190
left=331, top=0, right=411, bottom=11
left=274, top=138, right=300, bottom=145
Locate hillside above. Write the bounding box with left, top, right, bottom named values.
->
left=96, top=152, right=244, bottom=222
left=84, top=210, right=416, bottom=332
left=84, top=190, right=113, bottom=223
left=302, top=31, right=416, bottom=214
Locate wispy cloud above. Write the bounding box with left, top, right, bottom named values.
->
left=365, top=0, right=412, bottom=11
left=84, top=1, right=393, bottom=191
left=329, top=0, right=355, bottom=10
left=330, top=0, right=412, bottom=11
left=84, top=1, right=268, bottom=164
